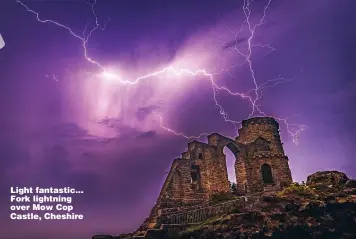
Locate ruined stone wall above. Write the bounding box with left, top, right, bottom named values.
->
left=187, top=141, right=209, bottom=195
left=207, top=134, right=238, bottom=194
left=155, top=136, right=237, bottom=209
left=156, top=159, right=185, bottom=204
left=156, top=141, right=220, bottom=207
left=187, top=140, right=231, bottom=197
left=208, top=154, right=230, bottom=194
left=235, top=159, right=248, bottom=194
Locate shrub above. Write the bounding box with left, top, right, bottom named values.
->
left=277, top=182, right=318, bottom=199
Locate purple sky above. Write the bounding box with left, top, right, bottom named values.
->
left=1, top=0, right=356, bottom=238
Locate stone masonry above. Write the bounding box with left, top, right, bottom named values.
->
left=141, top=117, right=293, bottom=229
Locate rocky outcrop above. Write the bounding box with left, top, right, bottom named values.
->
left=177, top=171, right=356, bottom=239
left=306, top=171, right=349, bottom=187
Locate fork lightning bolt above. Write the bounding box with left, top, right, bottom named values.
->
left=16, top=0, right=307, bottom=144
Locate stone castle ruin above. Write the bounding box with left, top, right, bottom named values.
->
left=139, top=116, right=293, bottom=231
left=93, top=116, right=356, bottom=239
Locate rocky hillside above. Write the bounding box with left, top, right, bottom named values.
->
left=95, top=171, right=356, bottom=239
left=175, top=171, right=356, bottom=239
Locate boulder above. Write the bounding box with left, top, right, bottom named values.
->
left=306, top=171, right=349, bottom=187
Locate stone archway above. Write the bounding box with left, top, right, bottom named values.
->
left=207, top=133, right=244, bottom=194
left=224, top=142, right=240, bottom=157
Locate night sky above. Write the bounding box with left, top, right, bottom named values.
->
left=1, top=0, right=356, bottom=238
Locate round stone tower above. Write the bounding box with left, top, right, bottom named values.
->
left=235, top=117, right=292, bottom=193
left=236, top=117, right=284, bottom=155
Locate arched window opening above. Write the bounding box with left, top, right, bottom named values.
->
left=223, top=145, right=238, bottom=184
left=261, top=164, right=273, bottom=184
left=191, top=165, right=200, bottom=182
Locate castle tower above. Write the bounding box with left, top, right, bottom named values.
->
left=235, top=117, right=292, bottom=193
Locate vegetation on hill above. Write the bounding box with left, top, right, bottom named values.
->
left=176, top=172, right=356, bottom=239
left=100, top=171, right=356, bottom=239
